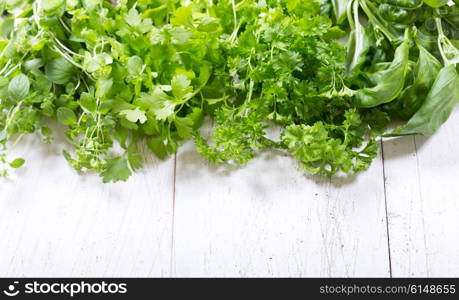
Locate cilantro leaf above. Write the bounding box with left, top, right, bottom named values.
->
left=171, top=74, right=193, bottom=101
left=120, top=108, right=148, bottom=124
left=101, top=156, right=132, bottom=183
left=125, top=7, right=141, bottom=28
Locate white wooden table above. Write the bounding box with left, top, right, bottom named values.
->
left=1, top=110, right=459, bottom=278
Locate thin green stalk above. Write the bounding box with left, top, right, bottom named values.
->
left=359, top=0, right=397, bottom=43
left=54, top=38, right=84, bottom=58
left=347, top=0, right=355, bottom=31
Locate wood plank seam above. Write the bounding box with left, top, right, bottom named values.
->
left=413, top=136, right=429, bottom=276
left=380, top=139, right=393, bottom=278
left=170, top=153, right=178, bottom=277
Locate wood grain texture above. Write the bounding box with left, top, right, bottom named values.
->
left=172, top=139, right=390, bottom=277
left=0, top=133, right=175, bottom=277
left=383, top=109, right=459, bottom=277
left=2, top=112, right=459, bottom=277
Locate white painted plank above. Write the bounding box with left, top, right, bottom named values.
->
left=382, top=136, right=428, bottom=277
left=384, top=109, right=459, bottom=277
left=173, top=138, right=390, bottom=277
left=0, top=131, right=174, bottom=277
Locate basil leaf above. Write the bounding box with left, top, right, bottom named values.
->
left=45, top=58, right=75, bottom=84
left=391, top=65, right=459, bottom=136
left=422, top=0, right=450, bottom=8
left=345, top=0, right=372, bottom=80
left=8, top=74, right=30, bottom=102
left=389, top=44, right=442, bottom=119
left=331, top=0, right=351, bottom=23
left=355, top=37, right=410, bottom=108
left=56, top=107, right=77, bottom=126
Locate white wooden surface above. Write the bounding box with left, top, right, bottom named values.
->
left=0, top=133, right=174, bottom=277
left=383, top=109, right=459, bottom=277
left=1, top=111, right=459, bottom=277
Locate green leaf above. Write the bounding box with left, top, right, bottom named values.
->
left=169, top=27, right=192, bottom=45
left=422, top=0, right=449, bottom=7
left=0, top=17, right=14, bottom=39
left=42, top=0, right=65, bottom=11
left=9, top=158, right=25, bottom=168
left=45, top=58, right=75, bottom=84
left=119, top=108, right=147, bottom=124
left=127, top=56, right=143, bottom=76
left=149, top=88, right=176, bottom=120
left=56, top=107, right=77, bottom=126
left=84, top=53, right=113, bottom=73
left=189, top=107, right=204, bottom=129
left=42, top=0, right=66, bottom=16
left=171, top=6, right=192, bottom=26
left=198, top=65, right=212, bottom=86
left=355, top=37, right=410, bottom=108
left=345, top=1, right=371, bottom=79
left=125, top=7, right=141, bottom=27
left=154, top=100, right=176, bottom=120
left=0, top=130, right=7, bottom=142
left=96, top=78, right=113, bottom=99
left=390, top=65, right=459, bottom=136
left=391, top=44, right=442, bottom=119
left=147, top=137, right=169, bottom=160
left=82, top=0, right=101, bottom=10
left=80, top=92, right=97, bottom=113
left=101, top=156, right=132, bottom=183
left=331, top=0, right=351, bottom=23
left=174, top=116, right=193, bottom=139
left=282, top=122, right=354, bottom=175
left=171, top=74, right=193, bottom=101
left=197, top=17, right=220, bottom=32
left=127, top=143, right=143, bottom=171
left=8, top=74, right=30, bottom=102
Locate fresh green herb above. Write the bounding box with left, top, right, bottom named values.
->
left=0, top=0, right=457, bottom=182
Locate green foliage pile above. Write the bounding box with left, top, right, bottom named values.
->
left=0, top=0, right=457, bottom=182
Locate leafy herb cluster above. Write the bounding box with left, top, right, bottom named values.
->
left=338, top=0, right=459, bottom=136
left=0, top=0, right=457, bottom=182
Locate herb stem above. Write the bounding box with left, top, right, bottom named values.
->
left=347, top=0, right=355, bottom=31
left=359, top=0, right=397, bottom=43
